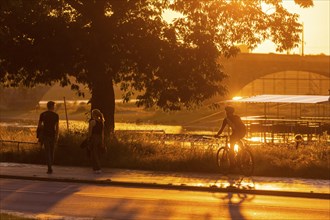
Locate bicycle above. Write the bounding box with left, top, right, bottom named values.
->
left=215, top=135, right=254, bottom=176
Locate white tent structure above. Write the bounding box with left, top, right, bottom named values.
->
left=228, top=94, right=330, bottom=143
left=231, top=94, right=329, bottom=104
left=229, top=94, right=330, bottom=119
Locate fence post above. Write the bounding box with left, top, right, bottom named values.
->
left=63, top=96, right=69, bottom=132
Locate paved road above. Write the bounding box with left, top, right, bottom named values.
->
left=1, top=163, right=329, bottom=219
left=1, top=163, right=329, bottom=195
left=1, top=178, right=329, bottom=220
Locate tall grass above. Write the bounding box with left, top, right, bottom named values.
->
left=252, top=143, right=330, bottom=179
left=0, top=126, right=329, bottom=179
left=0, top=126, right=36, bottom=142
left=109, top=132, right=217, bottom=172
left=0, top=213, right=35, bottom=220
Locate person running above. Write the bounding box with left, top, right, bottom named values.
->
left=37, top=101, right=59, bottom=174
left=88, top=109, right=105, bottom=174
left=215, top=106, right=246, bottom=166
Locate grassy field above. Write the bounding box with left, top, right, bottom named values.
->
left=0, top=213, right=35, bottom=220
left=0, top=125, right=329, bottom=179
left=1, top=100, right=329, bottom=179
left=0, top=100, right=225, bottom=133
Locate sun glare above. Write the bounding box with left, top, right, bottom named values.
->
left=229, top=143, right=239, bottom=153
left=162, top=9, right=182, bottom=24
left=232, top=96, right=243, bottom=101
left=248, top=137, right=263, bottom=143
left=234, top=144, right=239, bottom=153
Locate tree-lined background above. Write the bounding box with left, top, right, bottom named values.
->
left=0, top=0, right=313, bottom=134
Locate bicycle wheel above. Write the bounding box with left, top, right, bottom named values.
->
left=216, top=147, right=230, bottom=174
left=237, top=148, right=254, bottom=176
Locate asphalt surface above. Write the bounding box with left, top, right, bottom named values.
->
left=0, top=162, right=329, bottom=199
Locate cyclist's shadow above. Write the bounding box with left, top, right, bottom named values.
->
left=221, top=191, right=254, bottom=220
left=213, top=175, right=255, bottom=190
left=212, top=176, right=256, bottom=220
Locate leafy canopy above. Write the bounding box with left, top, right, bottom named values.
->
left=0, top=0, right=312, bottom=110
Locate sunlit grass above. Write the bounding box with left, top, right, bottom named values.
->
left=60, top=120, right=183, bottom=134
left=0, top=213, right=35, bottom=220
left=111, top=131, right=216, bottom=172
left=115, top=122, right=182, bottom=134
left=0, top=126, right=329, bottom=179
left=252, top=143, right=330, bottom=178
left=0, top=126, right=36, bottom=142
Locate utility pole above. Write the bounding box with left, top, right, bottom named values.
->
left=301, top=22, right=305, bottom=56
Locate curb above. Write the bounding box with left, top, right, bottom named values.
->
left=1, top=174, right=329, bottom=200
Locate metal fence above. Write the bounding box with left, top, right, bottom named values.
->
left=0, top=140, right=39, bottom=153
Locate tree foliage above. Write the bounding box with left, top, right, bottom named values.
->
left=0, top=0, right=312, bottom=132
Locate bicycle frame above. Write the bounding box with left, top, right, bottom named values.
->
left=215, top=135, right=245, bottom=153
left=214, top=135, right=254, bottom=176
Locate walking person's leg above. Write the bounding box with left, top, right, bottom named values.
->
left=90, top=136, right=101, bottom=173
left=49, top=137, right=55, bottom=172
left=91, top=146, right=101, bottom=171
left=43, top=137, right=53, bottom=174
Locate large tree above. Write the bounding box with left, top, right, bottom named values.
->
left=0, top=0, right=313, bottom=134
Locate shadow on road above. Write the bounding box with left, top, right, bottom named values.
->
left=212, top=175, right=256, bottom=220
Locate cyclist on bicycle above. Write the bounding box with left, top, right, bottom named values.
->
left=215, top=106, right=246, bottom=166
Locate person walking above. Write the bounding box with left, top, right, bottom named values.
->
left=37, top=101, right=59, bottom=174
left=215, top=106, right=246, bottom=167
left=88, top=109, right=105, bottom=174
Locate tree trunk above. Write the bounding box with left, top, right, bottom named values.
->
left=91, top=77, right=115, bottom=136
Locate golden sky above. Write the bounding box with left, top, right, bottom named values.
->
left=163, top=1, right=330, bottom=55
left=253, top=0, right=330, bottom=55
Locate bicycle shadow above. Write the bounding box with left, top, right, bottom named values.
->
left=212, top=176, right=256, bottom=220
left=212, top=175, right=255, bottom=190
left=221, top=191, right=255, bottom=220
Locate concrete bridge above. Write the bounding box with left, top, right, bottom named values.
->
left=219, top=53, right=330, bottom=98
